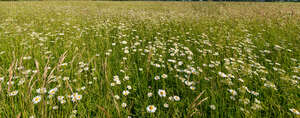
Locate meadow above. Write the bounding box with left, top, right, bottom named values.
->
left=0, top=1, right=299, bottom=117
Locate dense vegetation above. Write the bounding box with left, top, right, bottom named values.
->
left=0, top=2, right=299, bottom=118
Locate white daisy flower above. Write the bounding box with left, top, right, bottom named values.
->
left=210, top=105, right=216, bottom=110
left=122, top=90, right=130, bottom=96
left=147, top=92, right=153, bottom=97
left=60, top=100, right=66, bottom=104
left=114, top=95, right=120, bottom=100
left=154, top=76, right=160, bottom=80
left=9, top=90, right=18, bottom=96
left=161, top=74, right=168, bottom=78
left=127, top=85, right=132, bottom=90
left=121, top=103, right=127, bottom=108
left=146, top=105, right=157, bottom=113
left=32, top=96, right=41, bottom=104
left=36, top=88, right=47, bottom=94
left=173, top=96, right=180, bottom=101
left=52, top=106, right=58, bottom=110
left=48, top=88, right=58, bottom=95
left=158, top=89, right=166, bottom=97
left=57, top=96, right=64, bottom=101
left=289, top=108, right=300, bottom=115
left=163, top=103, right=169, bottom=108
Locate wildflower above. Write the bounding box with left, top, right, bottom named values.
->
left=114, top=95, right=120, bottom=100
left=63, top=77, right=69, bottom=81
left=53, top=106, right=59, bottom=110
left=230, top=96, right=236, bottom=100
left=168, top=96, right=174, bottom=101
left=264, top=81, right=277, bottom=90
left=154, top=76, right=160, bottom=80
left=163, top=103, right=169, bottom=108
left=60, top=100, right=66, bottom=104
left=146, top=105, right=157, bottom=113
left=127, top=85, right=132, bottom=90
left=239, top=98, right=250, bottom=104
left=190, top=86, right=196, bottom=90
left=36, top=88, right=47, bottom=94
left=124, top=76, right=129, bottom=80
left=48, top=88, right=58, bottom=95
left=228, top=89, right=237, bottom=96
left=122, top=90, right=130, bottom=96
left=251, top=103, right=262, bottom=110
left=9, top=90, right=18, bottom=96
left=71, top=93, right=82, bottom=102
left=81, top=86, right=86, bottom=90
left=57, top=96, right=64, bottom=101
left=121, top=103, right=127, bottom=108
left=255, top=98, right=261, bottom=104
left=173, top=96, right=180, bottom=101
left=121, top=41, right=127, bottom=44
left=147, top=92, right=153, bottom=97
left=289, top=108, right=300, bottom=115
left=48, top=94, right=54, bottom=98
left=218, top=72, right=227, bottom=78
left=18, top=78, right=25, bottom=85
left=158, top=89, right=166, bottom=97
left=210, top=105, right=216, bottom=110
left=124, top=50, right=129, bottom=53
left=161, top=74, right=168, bottom=78
left=32, top=96, right=41, bottom=104
left=238, top=78, right=244, bottom=83
left=7, top=81, right=14, bottom=85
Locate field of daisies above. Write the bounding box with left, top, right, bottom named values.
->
left=0, top=1, right=299, bottom=118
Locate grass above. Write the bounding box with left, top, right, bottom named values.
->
left=0, top=1, right=299, bottom=117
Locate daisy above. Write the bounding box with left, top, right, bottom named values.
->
left=121, top=103, right=127, bottom=108
left=9, top=90, right=18, bottom=96
left=127, top=85, right=132, bottom=90
left=124, top=76, right=129, bottom=80
left=71, top=93, right=82, bottom=102
left=161, top=74, right=168, bottom=78
left=48, top=88, right=58, bottom=95
left=289, top=108, right=300, bottom=115
left=122, top=90, right=130, bottom=96
left=190, top=86, right=196, bottom=90
left=163, top=103, right=169, bottom=108
left=173, top=96, right=180, bottom=101
left=36, top=88, right=47, bottom=94
left=147, top=92, right=153, bottom=97
left=57, top=96, right=64, bottom=101
left=52, top=106, right=58, bottom=110
left=146, top=105, right=157, bottom=113
left=228, top=89, right=237, bottom=96
left=210, top=105, right=216, bottom=110
left=154, top=76, right=160, bottom=80
left=218, top=72, right=227, bottom=78
left=75, top=94, right=82, bottom=100
left=114, top=95, right=120, bottom=100
left=32, top=96, right=41, bottom=104
left=158, top=89, right=166, bottom=97
left=60, top=100, right=66, bottom=104
left=168, top=96, right=174, bottom=101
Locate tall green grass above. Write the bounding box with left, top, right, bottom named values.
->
left=0, top=1, right=299, bottom=117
